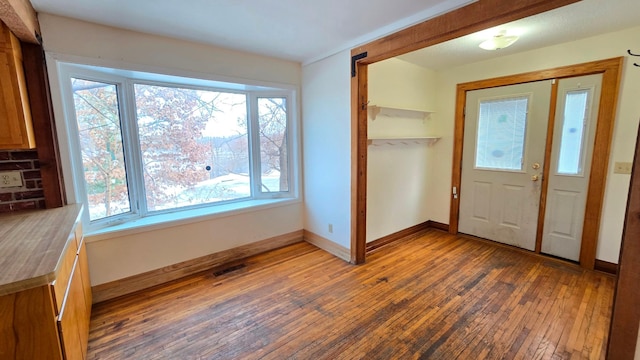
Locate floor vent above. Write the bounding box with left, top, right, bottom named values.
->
left=213, top=264, right=246, bottom=277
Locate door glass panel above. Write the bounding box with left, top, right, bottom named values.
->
left=475, top=96, right=529, bottom=171
left=557, top=89, right=589, bottom=175
left=71, top=78, right=131, bottom=221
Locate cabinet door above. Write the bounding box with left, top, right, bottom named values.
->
left=0, top=23, right=34, bottom=149
left=0, top=286, right=63, bottom=360
left=77, top=239, right=92, bottom=354
left=75, top=223, right=91, bottom=308
left=52, top=237, right=77, bottom=315
left=57, top=257, right=88, bottom=360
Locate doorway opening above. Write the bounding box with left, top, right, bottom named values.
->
left=349, top=1, right=634, bottom=357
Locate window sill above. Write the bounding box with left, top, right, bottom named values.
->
left=85, top=198, right=300, bottom=243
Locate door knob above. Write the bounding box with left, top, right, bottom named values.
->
left=531, top=174, right=540, bottom=181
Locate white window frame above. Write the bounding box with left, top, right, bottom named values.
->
left=48, top=56, right=300, bottom=233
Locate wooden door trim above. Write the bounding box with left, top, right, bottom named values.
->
left=349, top=0, right=580, bottom=265
left=535, top=80, right=559, bottom=254
left=607, top=124, right=640, bottom=359
left=351, top=62, right=368, bottom=264
left=449, top=57, right=623, bottom=269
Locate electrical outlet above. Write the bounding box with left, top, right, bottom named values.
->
left=328, top=224, right=333, bottom=233
left=0, top=171, right=23, bottom=188
left=614, top=162, right=632, bottom=174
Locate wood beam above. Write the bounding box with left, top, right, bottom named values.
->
left=22, top=42, right=65, bottom=208
left=0, top=0, right=40, bottom=43
left=350, top=0, right=581, bottom=63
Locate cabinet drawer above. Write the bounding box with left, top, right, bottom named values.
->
left=51, top=234, right=78, bottom=315
left=78, top=239, right=92, bottom=311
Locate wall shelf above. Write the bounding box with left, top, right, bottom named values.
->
left=367, top=136, right=441, bottom=146
left=368, top=105, right=434, bottom=120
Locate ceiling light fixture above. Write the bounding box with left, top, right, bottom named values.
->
left=479, top=30, right=519, bottom=50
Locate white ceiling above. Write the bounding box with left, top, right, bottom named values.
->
left=29, top=0, right=474, bottom=64
left=28, top=0, right=640, bottom=67
left=398, top=0, right=640, bottom=70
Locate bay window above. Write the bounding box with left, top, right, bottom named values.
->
left=55, top=62, right=297, bottom=231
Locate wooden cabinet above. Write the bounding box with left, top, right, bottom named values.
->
left=0, top=219, right=91, bottom=359
left=62, top=227, right=92, bottom=360
left=0, top=21, right=35, bottom=149
left=58, top=255, right=87, bottom=360
left=53, top=224, right=92, bottom=360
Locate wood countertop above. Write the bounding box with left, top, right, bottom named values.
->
left=0, top=204, right=82, bottom=296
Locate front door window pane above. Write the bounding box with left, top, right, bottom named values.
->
left=134, top=84, right=249, bottom=211
left=257, top=97, right=288, bottom=193
left=71, top=78, right=131, bottom=221
left=557, top=90, right=589, bottom=175
left=475, top=96, right=529, bottom=171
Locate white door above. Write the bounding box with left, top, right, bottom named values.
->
left=459, top=80, right=553, bottom=251
left=541, top=74, right=602, bottom=261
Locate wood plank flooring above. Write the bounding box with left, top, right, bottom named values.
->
left=87, top=229, right=614, bottom=359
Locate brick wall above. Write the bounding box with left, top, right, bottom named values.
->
left=0, top=149, right=45, bottom=212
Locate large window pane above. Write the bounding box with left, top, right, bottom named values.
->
left=134, top=84, right=249, bottom=211
left=557, top=90, right=589, bottom=175
left=475, top=96, right=528, bottom=171
left=71, top=78, right=131, bottom=221
left=257, top=97, right=288, bottom=192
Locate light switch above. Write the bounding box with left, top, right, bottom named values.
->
left=614, top=162, right=632, bottom=174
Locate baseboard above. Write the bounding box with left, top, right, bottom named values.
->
left=91, top=230, right=304, bottom=304
left=594, top=259, right=618, bottom=275
left=366, top=220, right=447, bottom=253
left=303, top=230, right=350, bottom=262
left=427, top=220, right=450, bottom=232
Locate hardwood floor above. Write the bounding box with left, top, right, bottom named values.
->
left=87, top=229, right=614, bottom=359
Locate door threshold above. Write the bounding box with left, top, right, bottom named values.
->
left=457, top=232, right=587, bottom=272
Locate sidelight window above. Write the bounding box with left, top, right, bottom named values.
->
left=557, top=89, right=590, bottom=175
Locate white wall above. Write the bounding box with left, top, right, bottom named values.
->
left=433, top=26, right=640, bottom=263
left=302, top=50, right=352, bottom=249
left=368, top=58, right=437, bottom=111
left=39, top=14, right=304, bottom=285
left=38, top=14, right=300, bottom=86
left=87, top=205, right=303, bottom=285
left=367, top=59, right=438, bottom=241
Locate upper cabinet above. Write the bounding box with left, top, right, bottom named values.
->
left=0, top=22, right=35, bottom=149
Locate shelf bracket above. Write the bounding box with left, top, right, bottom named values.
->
left=368, top=105, right=381, bottom=120
left=351, top=52, right=368, bottom=77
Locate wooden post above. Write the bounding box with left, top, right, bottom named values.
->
left=22, top=42, right=66, bottom=208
